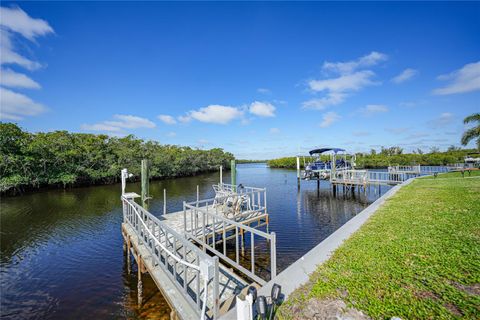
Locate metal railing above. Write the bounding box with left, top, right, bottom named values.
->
left=388, top=165, right=421, bottom=174
left=123, top=196, right=220, bottom=319
left=211, top=183, right=267, bottom=219
left=331, top=169, right=407, bottom=185
left=388, top=165, right=462, bottom=174
left=367, top=171, right=407, bottom=184
left=420, top=165, right=457, bottom=173
left=183, top=193, right=276, bottom=286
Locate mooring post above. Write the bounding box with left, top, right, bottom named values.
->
left=137, top=256, right=143, bottom=307
left=231, top=159, right=236, bottom=191
left=126, top=237, right=131, bottom=274
left=163, top=189, right=167, bottom=215
left=296, top=156, right=301, bottom=188
left=141, top=159, right=150, bottom=210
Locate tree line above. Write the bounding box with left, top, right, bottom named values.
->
left=267, top=146, right=477, bottom=169
left=0, top=123, right=234, bottom=194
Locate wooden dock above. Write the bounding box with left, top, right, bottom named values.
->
left=120, top=182, right=276, bottom=320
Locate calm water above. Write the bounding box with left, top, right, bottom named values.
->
left=0, top=163, right=389, bottom=319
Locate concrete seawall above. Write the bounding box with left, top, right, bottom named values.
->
left=220, top=178, right=415, bottom=319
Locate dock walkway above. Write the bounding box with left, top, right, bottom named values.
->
left=121, top=182, right=276, bottom=319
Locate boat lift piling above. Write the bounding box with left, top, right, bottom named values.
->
left=163, top=189, right=166, bottom=215
left=231, top=160, right=236, bottom=191
left=299, top=148, right=460, bottom=194
left=296, top=156, right=301, bottom=189
left=220, top=165, right=223, bottom=184
left=141, top=159, right=150, bottom=209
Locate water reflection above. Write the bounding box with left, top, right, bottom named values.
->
left=0, top=163, right=388, bottom=319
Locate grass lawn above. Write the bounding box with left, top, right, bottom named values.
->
left=278, top=172, right=480, bottom=319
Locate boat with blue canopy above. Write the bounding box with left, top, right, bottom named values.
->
left=302, top=147, right=355, bottom=180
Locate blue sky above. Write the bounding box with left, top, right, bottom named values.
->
left=1, top=2, right=479, bottom=159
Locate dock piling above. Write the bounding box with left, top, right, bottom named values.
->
left=231, top=160, right=236, bottom=191
left=127, top=237, right=131, bottom=274
left=141, top=159, right=150, bottom=209
left=163, top=189, right=167, bottom=215
left=296, top=156, right=301, bottom=188
left=137, top=256, right=143, bottom=307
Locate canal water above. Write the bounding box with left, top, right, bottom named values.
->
left=0, top=163, right=390, bottom=319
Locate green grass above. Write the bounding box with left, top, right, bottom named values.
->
left=278, top=172, right=480, bottom=319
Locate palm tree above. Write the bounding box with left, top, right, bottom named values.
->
left=461, top=113, right=480, bottom=149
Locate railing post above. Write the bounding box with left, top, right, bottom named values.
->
left=270, top=232, right=277, bottom=279
left=264, top=188, right=267, bottom=214
left=202, top=212, right=206, bottom=252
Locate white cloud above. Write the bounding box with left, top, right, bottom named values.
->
left=0, top=87, right=47, bottom=120
left=158, top=114, right=177, bottom=125
left=0, top=7, right=53, bottom=121
left=308, top=70, right=376, bottom=93
left=198, top=139, right=209, bottom=145
left=359, top=104, right=389, bottom=116
left=249, top=101, right=275, bottom=117
left=302, top=92, right=346, bottom=110
left=182, top=105, right=244, bottom=124
left=0, top=6, right=54, bottom=71
left=177, top=115, right=191, bottom=123
left=0, top=6, right=54, bottom=40
left=322, top=51, right=388, bottom=75
left=304, top=52, right=386, bottom=110
left=269, top=127, right=280, bottom=134
left=80, top=123, right=122, bottom=132
left=166, top=131, right=176, bottom=137
left=81, top=114, right=156, bottom=132
left=0, top=30, right=42, bottom=70
left=392, top=68, right=418, bottom=84
left=257, top=88, right=271, bottom=94
left=105, top=114, right=155, bottom=129
left=0, top=68, right=40, bottom=88
left=319, top=111, right=340, bottom=128
left=428, top=112, right=455, bottom=128
left=433, top=61, right=480, bottom=95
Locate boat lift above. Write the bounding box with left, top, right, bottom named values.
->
left=299, top=148, right=356, bottom=181
left=296, top=147, right=465, bottom=192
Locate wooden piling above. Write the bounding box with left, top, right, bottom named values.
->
left=137, top=256, right=143, bottom=306
left=127, top=237, right=131, bottom=274
left=163, top=189, right=167, bottom=215
left=231, top=159, right=236, bottom=190
left=141, top=159, right=150, bottom=210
